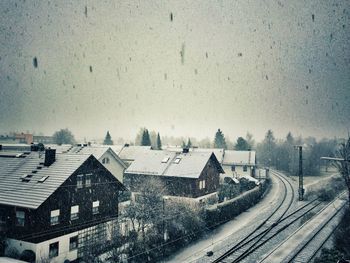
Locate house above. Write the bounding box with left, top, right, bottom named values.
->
left=222, top=150, right=257, bottom=179
left=124, top=150, right=224, bottom=201
left=0, top=133, right=32, bottom=145
left=66, top=144, right=127, bottom=183
left=33, top=135, right=54, bottom=144
left=0, top=149, right=125, bottom=263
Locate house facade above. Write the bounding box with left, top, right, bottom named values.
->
left=0, top=149, right=124, bottom=263
left=222, top=150, right=257, bottom=179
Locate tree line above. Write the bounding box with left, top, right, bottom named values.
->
left=51, top=127, right=340, bottom=177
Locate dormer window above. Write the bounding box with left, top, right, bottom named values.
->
left=161, top=156, right=170, bottom=163
left=174, top=157, right=181, bottom=164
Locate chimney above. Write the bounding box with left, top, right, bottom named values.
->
left=182, top=148, right=189, bottom=153
left=44, top=149, right=56, bottom=166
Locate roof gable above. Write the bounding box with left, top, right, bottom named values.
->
left=0, top=152, right=90, bottom=209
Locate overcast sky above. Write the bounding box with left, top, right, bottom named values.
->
left=0, top=0, right=349, bottom=142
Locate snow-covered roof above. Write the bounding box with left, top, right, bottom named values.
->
left=45, top=144, right=73, bottom=153
left=70, top=146, right=108, bottom=159
left=223, top=150, right=256, bottom=166
left=118, top=145, right=152, bottom=161
left=163, top=147, right=225, bottom=164
left=66, top=145, right=127, bottom=168
left=109, top=145, right=124, bottom=155
left=164, top=152, right=221, bottom=178
left=124, top=150, right=176, bottom=175
left=0, top=143, right=32, bottom=151
left=0, top=152, right=91, bottom=209
left=191, top=148, right=225, bottom=164
left=125, top=151, right=224, bottom=179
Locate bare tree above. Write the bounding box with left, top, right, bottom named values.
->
left=333, top=137, right=350, bottom=207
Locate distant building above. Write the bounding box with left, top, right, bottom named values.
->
left=222, top=150, right=257, bottom=178
left=0, top=133, right=33, bottom=145
left=0, top=149, right=125, bottom=263
left=124, top=150, right=224, bottom=201
left=33, top=135, right=54, bottom=144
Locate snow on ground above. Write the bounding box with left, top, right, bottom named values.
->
left=164, top=173, right=285, bottom=263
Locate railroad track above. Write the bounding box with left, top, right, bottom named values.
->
left=284, top=193, right=347, bottom=263
left=256, top=191, right=347, bottom=263
left=211, top=170, right=297, bottom=263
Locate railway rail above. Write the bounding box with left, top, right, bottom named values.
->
left=211, top=170, right=297, bottom=263
left=268, top=192, right=347, bottom=263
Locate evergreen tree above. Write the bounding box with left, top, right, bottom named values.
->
left=181, top=141, right=186, bottom=148
left=245, top=132, right=255, bottom=149
left=257, top=129, right=276, bottom=167
left=214, top=129, right=227, bottom=149
left=235, top=137, right=249, bottom=150
left=141, top=129, right=151, bottom=146
left=156, top=133, right=162, bottom=150
left=187, top=138, right=192, bottom=148
left=103, top=131, right=113, bottom=145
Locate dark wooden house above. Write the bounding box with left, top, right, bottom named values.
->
left=124, top=150, right=224, bottom=199
left=0, top=149, right=125, bottom=262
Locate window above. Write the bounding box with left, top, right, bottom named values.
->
left=199, top=180, right=206, bottom=190
left=50, top=209, right=60, bottom=225
left=16, top=211, right=25, bottom=226
left=0, top=209, right=6, bottom=225
left=49, top=242, right=59, bottom=258
left=102, top=157, right=110, bottom=164
left=85, top=174, right=91, bottom=187
left=243, top=165, right=248, bottom=172
left=69, top=236, right=78, bottom=251
left=92, top=201, right=100, bottom=214
left=77, top=174, right=83, bottom=189
left=231, top=165, right=235, bottom=171
left=70, top=205, right=79, bottom=220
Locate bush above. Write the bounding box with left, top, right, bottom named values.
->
left=313, top=248, right=344, bottom=263
left=334, top=208, right=350, bottom=258
left=304, top=176, right=346, bottom=201
left=206, top=183, right=264, bottom=228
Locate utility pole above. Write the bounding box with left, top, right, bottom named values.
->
left=295, top=145, right=304, bottom=201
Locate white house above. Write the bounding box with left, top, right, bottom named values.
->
left=222, top=150, right=257, bottom=179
